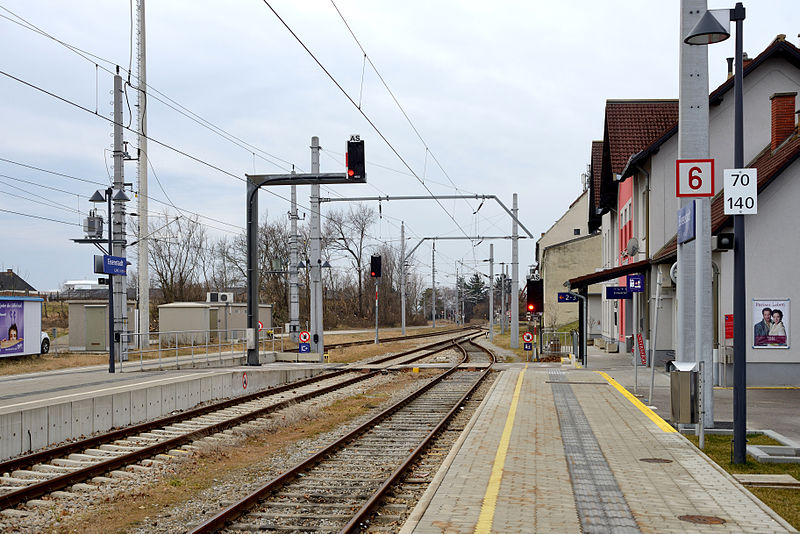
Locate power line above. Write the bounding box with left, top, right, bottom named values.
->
left=0, top=6, right=300, bottom=173
left=329, top=0, right=474, bottom=206
left=261, top=0, right=473, bottom=242
left=0, top=206, right=81, bottom=226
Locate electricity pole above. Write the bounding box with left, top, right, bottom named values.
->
left=489, top=244, right=494, bottom=341
left=136, top=0, right=149, bottom=352
left=289, top=181, right=300, bottom=343
left=431, top=242, right=436, bottom=328
left=310, top=137, right=324, bottom=360
left=112, top=71, right=127, bottom=365
left=510, top=193, right=520, bottom=347
left=400, top=221, right=406, bottom=335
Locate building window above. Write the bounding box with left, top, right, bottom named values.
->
left=573, top=228, right=581, bottom=236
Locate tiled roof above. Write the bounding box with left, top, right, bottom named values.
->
left=0, top=271, right=36, bottom=292
left=710, top=36, right=800, bottom=106
left=591, top=140, right=603, bottom=210
left=623, top=37, right=800, bottom=182
left=605, top=100, right=679, bottom=175
left=652, top=131, right=800, bottom=263
left=588, top=140, right=604, bottom=232
left=598, top=100, right=679, bottom=212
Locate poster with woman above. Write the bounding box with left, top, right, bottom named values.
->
left=0, top=300, right=25, bottom=355
left=753, top=299, right=790, bottom=348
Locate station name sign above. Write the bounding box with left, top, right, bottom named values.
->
left=94, top=255, right=127, bottom=276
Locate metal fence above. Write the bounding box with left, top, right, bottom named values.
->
left=120, top=326, right=283, bottom=372
left=541, top=329, right=578, bottom=355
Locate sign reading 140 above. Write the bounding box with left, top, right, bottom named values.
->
left=724, top=168, right=757, bottom=215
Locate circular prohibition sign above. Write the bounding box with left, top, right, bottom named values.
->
left=299, top=331, right=311, bottom=343
left=522, top=331, right=533, bottom=343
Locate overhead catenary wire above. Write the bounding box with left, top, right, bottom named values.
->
left=0, top=6, right=299, bottom=174
left=329, top=0, right=475, bottom=206
left=0, top=28, right=501, bottom=284
left=261, top=0, right=473, bottom=242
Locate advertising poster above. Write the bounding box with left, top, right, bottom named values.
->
left=753, top=299, right=790, bottom=349
left=0, top=300, right=25, bottom=355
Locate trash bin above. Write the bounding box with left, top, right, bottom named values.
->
left=670, top=361, right=698, bottom=424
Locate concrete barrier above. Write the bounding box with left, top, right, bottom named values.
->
left=0, top=366, right=322, bottom=462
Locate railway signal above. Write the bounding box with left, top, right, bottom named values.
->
left=347, top=136, right=365, bottom=181
left=370, top=255, right=382, bottom=277
left=526, top=279, right=543, bottom=312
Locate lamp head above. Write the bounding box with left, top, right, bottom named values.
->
left=112, top=189, right=130, bottom=202
left=685, top=9, right=731, bottom=45
left=89, top=190, right=106, bottom=203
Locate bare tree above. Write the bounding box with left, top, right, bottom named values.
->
left=324, top=204, right=375, bottom=317
left=149, top=213, right=207, bottom=302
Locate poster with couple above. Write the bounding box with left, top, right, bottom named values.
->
left=753, top=299, right=790, bottom=348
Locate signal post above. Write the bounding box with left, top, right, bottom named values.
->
left=245, top=136, right=366, bottom=365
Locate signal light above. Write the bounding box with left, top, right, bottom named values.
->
left=370, top=254, right=382, bottom=278
left=346, top=138, right=365, bottom=181
left=526, top=279, right=543, bottom=313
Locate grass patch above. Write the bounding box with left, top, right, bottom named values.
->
left=686, top=433, right=800, bottom=528
left=0, top=352, right=109, bottom=376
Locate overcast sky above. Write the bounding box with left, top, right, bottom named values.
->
left=1, top=1, right=799, bottom=292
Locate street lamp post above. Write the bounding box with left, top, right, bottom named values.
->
left=89, top=187, right=130, bottom=373
left=685, top=2, right=747, bottom=463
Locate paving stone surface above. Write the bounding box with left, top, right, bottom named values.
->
left=407, top=363, right=796, bottom=533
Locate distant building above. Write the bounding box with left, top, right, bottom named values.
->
left=0, top=269, right=36, bottom=295
left=536, top=190, right=603, bottom=333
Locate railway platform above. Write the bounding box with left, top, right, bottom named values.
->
left=402, top=360, right=796, bottom=533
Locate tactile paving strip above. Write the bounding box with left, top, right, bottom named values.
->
left=549, top=369, right=641, bottom=533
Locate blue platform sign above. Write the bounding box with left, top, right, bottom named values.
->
left=558, top=292, right=579, bottom=303
left=606, top=286, right=632, bottom=300
left=103, top=255, right=127, bottom=275
left=298, top=342, right=311, bottom=353
left=677, top=202, right=696, bottom=244
left=627, top=274, right=644, bottom=293
left=523, top=342, right=533, bottom=351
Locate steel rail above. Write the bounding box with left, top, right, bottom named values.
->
left=341, top=339, right=495, bottom=533
left=0, top=372, right=374, bottom=511
left=0, top=369, right=348, bottom=476
left=0, top=329, right=473, bottom=476
left=0, top=332, right=470, bottom=511
left=318, top=325, right=480, bottom=350
left=190, top=337, right=494, bottom=533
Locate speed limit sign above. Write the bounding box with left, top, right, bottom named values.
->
left=299, top=331, right=311, bottom=343
left=676, top=159, right=715, bottom=197
left=724, top=168, right=757, bottom=215
left=522, top=331, right=533, bottom=343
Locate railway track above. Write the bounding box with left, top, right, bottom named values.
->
left=315, top=325, right=481, bottom=350
left=0, top=330, right=477, bottom=512
left=189, top=339, right=495, bottom=533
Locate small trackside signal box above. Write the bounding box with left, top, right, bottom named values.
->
left=370, top=255, right=382, bottom=278
left=346, top=136, right=366, bottom=182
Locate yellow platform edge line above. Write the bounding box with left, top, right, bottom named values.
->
left=714, top=386, right=800, bottom=390
left=595, top=371, right=676, bottom=433
left=474, top=366, right=526, bottom=533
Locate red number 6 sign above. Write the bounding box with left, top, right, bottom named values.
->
left=676, top=159, right=714, bottom=197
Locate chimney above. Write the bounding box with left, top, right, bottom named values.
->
left=726, top=57, right=734, bottom=79
left=770, top=92, right=797, bottom=150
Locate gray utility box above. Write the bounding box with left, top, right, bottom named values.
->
left=670, top=361, right=698, bottom=424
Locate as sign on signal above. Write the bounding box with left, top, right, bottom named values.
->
left=724, top=168, right=757, bottom=215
